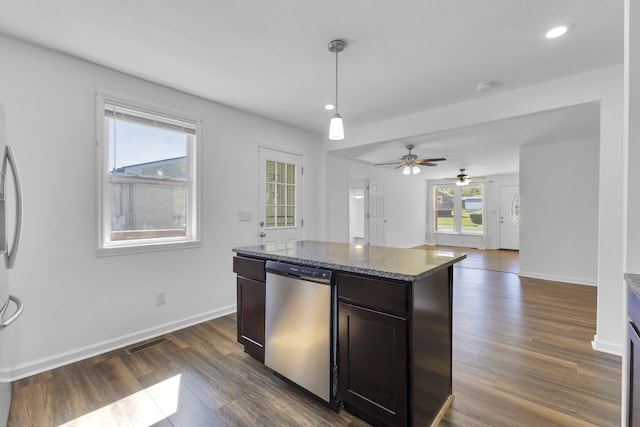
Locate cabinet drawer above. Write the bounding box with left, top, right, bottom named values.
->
left=233, top=256, right=266, bottom=282
left=338, top=273, right=408, bottom=316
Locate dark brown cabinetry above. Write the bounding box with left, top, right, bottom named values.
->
left=337, top=268, right=453, bottom=427
left=233, top=256, right=266, bottom=361
left=628, top=283, right=640, bottom=426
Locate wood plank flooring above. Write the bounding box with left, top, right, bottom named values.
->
left=8, top=248, right=621, bottom=426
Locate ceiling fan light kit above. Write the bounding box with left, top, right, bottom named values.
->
left=375, top=145, right=445, bottom=175
left=328, top=39, right=346, bottom=141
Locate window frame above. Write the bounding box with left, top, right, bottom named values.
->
left=95, top=92, right=202, bottom=256
left=433, top=182, right=485, bottom=236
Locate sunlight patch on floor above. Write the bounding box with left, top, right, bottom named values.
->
left=59, top=374, right=182, bottom=427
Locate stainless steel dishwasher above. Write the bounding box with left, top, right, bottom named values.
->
left=265, top=260, right=337, bottom=404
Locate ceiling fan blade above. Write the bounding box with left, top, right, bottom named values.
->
left=421, top=162, right=439, bottom=167
left=374, top=161, right=404, bottom=166
left=394, top=164, right=406, bottom=169
left=415, top=158, right=446, bottom=165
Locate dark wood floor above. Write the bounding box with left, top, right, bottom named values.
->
left=8, top=248, right=621, bottom=426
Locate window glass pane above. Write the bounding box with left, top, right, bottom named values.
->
left=266, top=184, right=275, bottom=205
left=511, top=194, right=520, bottom=225
left=266, top=206, right=275, bottom=227
left=435, top=186, right=455, bottom=233
left=109, top=181, right=186, bottom=241
left=287, top=185, right=294, bottom=205
left=277, top=206, right=286, bottom=226
left=287, top=207, right=295, bottom=226
left=461, top=185, right=483, bottom=234
left=267, top=161, right=275, bottom=183
left=287, top=164, right=295, bottom=184
left=276, top=162, right=285, bottom=183
left=107, top=117, right=187, bottom=180
left=276, top=184, right=285, bottom=204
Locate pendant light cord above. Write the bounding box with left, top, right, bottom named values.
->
left=335, top=48, right=339, bottom=114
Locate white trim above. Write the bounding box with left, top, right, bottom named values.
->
left=96, top=239, right=202, bottom=257
left=591, top=334, right=624, bottom=356
left=518, top=270, right=597, bottom=287
left=95, top=91, right=203, bottom=254
left=0, top=305, right=236, bottom=382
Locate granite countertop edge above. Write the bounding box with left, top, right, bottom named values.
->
left=625, top=273, right=640, bottom=297
left=233, top=247, right=465, bottom=282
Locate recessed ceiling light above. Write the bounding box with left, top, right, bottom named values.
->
left=545, top=24, right=571, bottom=39
left=324, top=104, right=335, bottom=110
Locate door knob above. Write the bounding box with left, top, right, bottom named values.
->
left=259, top=232, right=266, bottom=238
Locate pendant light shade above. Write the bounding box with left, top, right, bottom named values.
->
left=329, top=114, right=344, bottom=140
left=328, top=40, right=346, bottom=141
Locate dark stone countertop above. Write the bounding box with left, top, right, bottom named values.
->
left=233, top=240, right=466, bottom=282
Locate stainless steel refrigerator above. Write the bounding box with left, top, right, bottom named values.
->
left=0, top=104, right=24, bottom=427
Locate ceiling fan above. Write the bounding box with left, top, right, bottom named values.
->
left=445, top=168, right=485, bottom=186
left=374, top=145, right=446, bottom=175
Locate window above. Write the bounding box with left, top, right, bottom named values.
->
left=434, top=184, right=484, bottom=235
left=97, top=94, right=200, bottom=254
left=265, top=160, right=296, bottom=228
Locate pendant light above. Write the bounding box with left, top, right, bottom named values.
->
left=328, top=39, right=346, bottom=140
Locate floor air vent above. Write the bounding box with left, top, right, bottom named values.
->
left=126, top=337, right=170, bottom=354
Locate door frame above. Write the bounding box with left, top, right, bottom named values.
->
left=256, top=144, right=304, bottom=244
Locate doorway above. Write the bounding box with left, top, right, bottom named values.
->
left=348, top=177, right=368, bottom=245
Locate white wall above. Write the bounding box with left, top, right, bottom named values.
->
left=0, top=35, right=323, bottom=380
left=623, top=0, right=639, bottom=423
left=519, top=138, right=599, bottom=285
left=426, top=173, right=519, bottom=249
left=625, top=1, right=640, bottom=272
left=326, top=154, right=427, bottom=248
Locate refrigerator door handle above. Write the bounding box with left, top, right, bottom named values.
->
left=0, top=295, right=23, bottom=330
left=2, top=145, right=22, bottom=269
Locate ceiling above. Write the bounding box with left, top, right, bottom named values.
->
left=0, top=1, right=623, bottom=176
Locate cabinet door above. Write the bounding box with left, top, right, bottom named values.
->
left=237, top=277, right=265, bottom=361
left=339, top=301, right=407, bottom=427
left=629, top=322, right=640, bottom=427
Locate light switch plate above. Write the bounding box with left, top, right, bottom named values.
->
left=238, top=211, right=252, bottom=221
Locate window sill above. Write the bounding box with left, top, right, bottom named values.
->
left=96, top=240, right=202, bottom=257
left=435, top=232, right=484, bottom=237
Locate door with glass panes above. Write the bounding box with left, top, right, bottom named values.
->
left=257, top=147, right=302, bottom=244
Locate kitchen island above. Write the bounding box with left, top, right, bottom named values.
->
left=232, top=241, right=466, bottom=427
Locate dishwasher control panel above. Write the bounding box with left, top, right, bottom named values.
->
left=266, top=260, right=332, bottom=283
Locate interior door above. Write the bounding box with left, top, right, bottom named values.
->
left=369, top=182, right=386, bottom=246
left=257, top=146, right=302, bottom=244
left=348, top=177, right=369, bottom=245
left=499, top=185, right=520, bottom=250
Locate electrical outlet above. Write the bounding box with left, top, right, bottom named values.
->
left=156, top=290, right=166, bottom=306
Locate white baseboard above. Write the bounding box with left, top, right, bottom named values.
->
left=518, top=270, right=597, bottom=287
left=591, top=334, right=623, bottom=356
left=0, top=305, right=236, bottom=382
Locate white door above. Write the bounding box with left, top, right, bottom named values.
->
left=499, top=185, right=520, bottom=250
left=369, top=182, right=386, bottom=246
left=257, top=147, right=303, bottom=244
left=348, top=177, right=369, bottom=245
